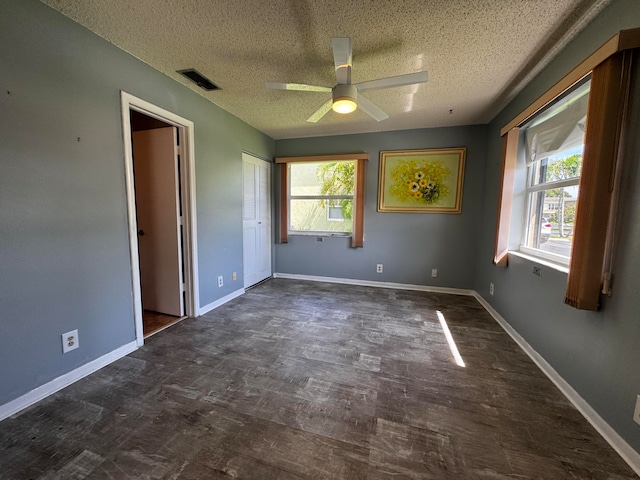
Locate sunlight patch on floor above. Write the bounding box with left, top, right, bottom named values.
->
left=437, top=310, right=465, bottom=367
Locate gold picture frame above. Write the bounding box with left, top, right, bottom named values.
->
left=378, top=148, right=466, bottom=213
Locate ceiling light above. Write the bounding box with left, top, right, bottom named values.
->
left=332, top=84, right=357, bottom=114
left=333, top=98, right=357, bottom=114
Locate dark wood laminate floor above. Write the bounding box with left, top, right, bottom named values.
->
left=0, top=279, right=637, bottom=479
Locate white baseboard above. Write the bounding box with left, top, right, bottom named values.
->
left=0, top=340, right=138, bottom=422
left=273, top=272, right=475, bottom=296
left=197, top=288, right=245, bottom=316
left=472, top=292, right=640, bottom=477
left=0, top=287, right=244, bottom=422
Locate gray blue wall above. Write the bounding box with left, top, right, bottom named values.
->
left=0, top=0, right=274, bottom=406
left=275, top=126, right=487, bottom=288
left=473, top=0, right=640, bottom=453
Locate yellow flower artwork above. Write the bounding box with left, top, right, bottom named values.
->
left=378, top=148, right=466, bottom=213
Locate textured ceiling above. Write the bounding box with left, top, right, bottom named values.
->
left=41, top=0, right=610, bottom=139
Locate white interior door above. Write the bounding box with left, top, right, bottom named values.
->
left=243, top=153, right=272, bottom=288
left=133, top=127, right=184, bottom=316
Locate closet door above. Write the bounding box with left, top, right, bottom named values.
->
left=243, top=153, right=272, bottom=288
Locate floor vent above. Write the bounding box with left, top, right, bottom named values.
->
left=177, top=69, right=220, bottom=91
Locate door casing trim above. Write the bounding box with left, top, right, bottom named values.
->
left=120, top=91, right=199, bottom=346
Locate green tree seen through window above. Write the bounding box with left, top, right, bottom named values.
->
left=546, top=154, right=581, bottom=237
left=316, top=161, right=355, bottom=219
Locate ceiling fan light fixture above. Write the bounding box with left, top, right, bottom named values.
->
left=333, top=98, right=357, bottom=114
left=332, top=84, right=358, bottom=114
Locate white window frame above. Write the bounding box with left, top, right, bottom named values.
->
left=518, top=78, right=589, bottom=267
left=520, top=174, right=580, bottom=266
left=287, top=160, right=355, bottom=236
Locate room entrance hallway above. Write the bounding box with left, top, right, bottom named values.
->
left=0, top=279, right=635, bottom=478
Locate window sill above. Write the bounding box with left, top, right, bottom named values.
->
left=289, top=231, right=351, bottom=238
left=509, top=250, right=569, bottom=274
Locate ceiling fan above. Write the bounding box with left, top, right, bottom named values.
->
left=266, top=38, right=428, bottom=123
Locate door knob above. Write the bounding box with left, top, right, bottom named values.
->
left=138, top=229, right=145, bottom=236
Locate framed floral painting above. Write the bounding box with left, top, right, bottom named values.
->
left=378, top=148, right=466, bottom=213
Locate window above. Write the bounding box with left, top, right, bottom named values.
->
left=289, top=160, right=355, bottom=234
left=519, top=78, right=590, bottom=265
left=276, top=153, right=368, bottom=248
left=493, top=28, right=638, bottom=310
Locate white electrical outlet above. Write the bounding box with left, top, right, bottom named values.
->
left=634, top=395, right=640, bottom=426
left=431, top=269, right=438, bottom=278
left=62, top=330, right=79, bottom=353
left=217, top=275, right=224, bottom=287
left=376, top=264, right=383, bottom=273
left=232, top=272, right=237, bottom=281
left=489, top=283, right=494, bottom=295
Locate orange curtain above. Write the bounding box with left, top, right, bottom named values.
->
left=493, top=128, right=519, bottom=267
left=565, top=51, right=632, bottom=310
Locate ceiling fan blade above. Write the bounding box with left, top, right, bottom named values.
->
left=332, top=37, right=352, bottom=85
left=357, top=96, right=389, bottom=122
left=355, top=71, right=428, bottom=93
left=266, top=82, right=331, bottom=92
left=306, top=98, right=333, bottom=123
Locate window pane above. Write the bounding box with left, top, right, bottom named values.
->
left=524, top=77, right=590, bottom=180
left=525, top=186, right=578, bottom=258
left=529, top=148, right=583, bottom=187
left=290, top=199, right=353, bottom=233
left=290, top=161, right=355, bottom=196
left=521, top=76, right=588, bottom=262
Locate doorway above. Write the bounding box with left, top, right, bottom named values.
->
left=131, top=115, right=185, bottom=336
left=121, top=92, right=199, bottom=345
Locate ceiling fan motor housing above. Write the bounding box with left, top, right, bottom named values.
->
left=332, top=84, right=358, bottom=114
